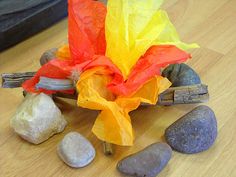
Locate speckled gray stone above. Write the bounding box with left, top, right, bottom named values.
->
left=57, top=132, right=95, bottom=168
left=117, top=142, right=172, bottom=177
left=162, top=63, right=201, bottom=87
left=165, top=105, right=217, bottom=154
left=40, top=48, right=57, bottom=66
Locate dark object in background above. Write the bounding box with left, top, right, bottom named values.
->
left=162, top=63, right=201, bottom=87
left=0, top=0, right=67, bottom=51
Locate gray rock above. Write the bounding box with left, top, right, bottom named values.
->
left=11, top=93, right=67, bottom=144
left=165, top=105, right=217, bottom=154
left=40, top=48, right=57, bottom=66
left=162, top=63, right=201, bottom=87
left=117, top=142, right=172, bottom=177
left=57, top=132, right=96, bottom=168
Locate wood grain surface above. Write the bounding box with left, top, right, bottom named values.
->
left=0, top=0, right=236, bottom=177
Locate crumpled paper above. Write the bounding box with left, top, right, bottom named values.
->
left=76, top=66, right=171, bottom=145
left=105, top=0, right=198, bottom=78
left=23, top=0, right=198, bottom=146
left=68, top=0, right=107, bottom=63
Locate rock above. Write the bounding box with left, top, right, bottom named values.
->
left=117, top=142, right=172, bottom=177
left=11, top=93, right=67, bottom=144
left=57, top=132, right=96, bottom=168
left=165, top=105, right=217, bottom=154
left=100, top=0, right=107, bottom=4
left=40, top=48, right=57, bottom=66
left=162, top=63, right=201, bottom=87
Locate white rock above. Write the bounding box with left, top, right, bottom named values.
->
left=57, top=132, right=96, bottom=168
left=11, top=93, right=67, bottom=144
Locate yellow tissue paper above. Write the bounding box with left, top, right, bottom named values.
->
left=76, top=67, right=171, bottom=145
left=153, top=10, right=200, bottom=50
left=105, top=0, right=198, bottom=78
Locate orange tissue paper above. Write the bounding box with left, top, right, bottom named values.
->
left=23, top=0, right=199, bottom=146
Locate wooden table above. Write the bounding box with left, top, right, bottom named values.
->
left=0, top=0, right=236, bottom=176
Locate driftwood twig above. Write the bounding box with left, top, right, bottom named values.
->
left=3, top=72, right=209, bottom=105
left=1, top=72, right=35, bottom=88
left=48, top=84, right=209, bottom=106
left=158, top=84, right=209, bottom=105
left=102, top=141, right=114, bottom=155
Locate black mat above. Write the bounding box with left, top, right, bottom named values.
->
left=0, top=0, right=67, bottom=51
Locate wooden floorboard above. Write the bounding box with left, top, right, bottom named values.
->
left=0, top=0, right=236, bottom=176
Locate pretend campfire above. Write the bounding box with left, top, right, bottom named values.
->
left=2, top=0, right=217, bottom=176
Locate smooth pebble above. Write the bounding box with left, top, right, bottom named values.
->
left=117, top=142, right=172, bottom=177
left=165, top=105, right=217, bottom=154
left=162, top=63, right=201, bottom=87
left=57, top=132, right=96, bottom=168
left=40, top=48, right=57, bottom=66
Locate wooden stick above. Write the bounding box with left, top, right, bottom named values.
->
left=3, top=72, right=209, bottom=105
left=36, top=76, right=74, bottom=90
left=102, top=141, right=113, bottom=155
left=158, top=84, right=209, bottom=105
left=50, top=84, right=209, bottom=106
left=1, top=72, right=35, bottom=88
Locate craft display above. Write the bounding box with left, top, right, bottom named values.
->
left=1, top=0, right=217, bottom=176
left=21, top=0, right=199, bottom=146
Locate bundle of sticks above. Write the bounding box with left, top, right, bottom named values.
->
left=1, top=72, right=209, bottom=155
